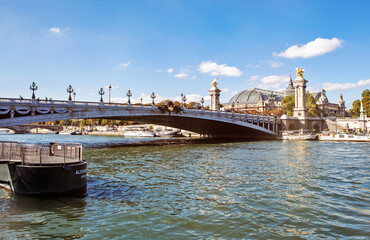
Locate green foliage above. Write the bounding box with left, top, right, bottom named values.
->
left=306, top=93, right=321, bottom=117
left=281, top=92, right=321, bottom=117
left=349, top=100, right=361, bottom=117
left=361, top=89, right=370, bottom=117
left=281, top=94, right=295, bottom=116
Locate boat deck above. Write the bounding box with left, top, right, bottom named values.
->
left=0, top=141, right=82, bottom=165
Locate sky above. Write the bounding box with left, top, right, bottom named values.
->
left=0, top=0, right=369, bottom=108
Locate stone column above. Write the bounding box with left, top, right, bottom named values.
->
left=338, top=93, right=345, bottom=117
left=209, top=78, right=221, bottom=111
left=293, top=68, right=308, bottom=118
left=359, top=101, right=367, bottom=132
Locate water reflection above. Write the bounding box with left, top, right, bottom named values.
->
left=0, top=135, right=368, bottom=239
left=0, top=194, right=87, bottom=239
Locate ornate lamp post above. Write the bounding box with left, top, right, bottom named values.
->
left=127, top=90, right=132, bottom=104
left=108, top=85, right=112, bottom=103
left=73, top=92, right=76, bottom=101
left=30, top=82, right=38, bottom=100
left=140, top=97, right=143, bottom=106
left=67, top=85, right=74, bottom=101
left=151, top=92, right=156, bottom=106
left=201, top=97, right=205, bottom=109
left=182, top=94, right=187, bottom=108
left=99, top=87, right=105, bottom=103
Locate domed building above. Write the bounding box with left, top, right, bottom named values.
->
left=222, top=76, right=295, bottom=115
left=221, top=73, right=346, bottom=117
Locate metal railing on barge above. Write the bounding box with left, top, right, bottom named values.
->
left=0, top=141, right=82, bottom=165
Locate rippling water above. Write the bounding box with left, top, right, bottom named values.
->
left=0, top=134, right=369, bottom=239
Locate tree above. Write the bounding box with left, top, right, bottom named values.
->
left=361, top=89, right=370, bottom=116
left=349, top=100, right=361, bottom=117
left=281, top=94, right=295, bottom=116
left=306, top=93, right=321, bottom=117
left=281, top=92, right=320, bottom=117
left=187, top=101, right=198, bottom=109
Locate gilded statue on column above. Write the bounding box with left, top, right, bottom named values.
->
left=296, top=68, right=304, bottom=79
left=212, top=77, right=218, bottom=88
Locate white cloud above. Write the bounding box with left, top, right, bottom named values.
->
left=49, top=27, right=69, bottom=34
left=307, top=86, right=320, bottom=93
left=232, top=91, right=238, bottom=95
left=49, top=27, right=61, bottom=33
left=266, top=60, right=284, bottom=68
left=167, top=68, right=174, bottom=74
left=156, top=69, right=162, bottom=72
left=174, top=72, right=188, bottom=79
left=111, top=93, right=208, bottom=105
left=198, top=61, right=243, bottom=77
left=221, top=88, right=230, bottom=93
left=274, top=37, right=343, bottom=59
left=173, top=68, right=196, bottom=79
left=246, top=75, right=260, bottom=82
left=245, top=64, right=260, bottom=68
left=257, top=75, right=290, bottom=90
left=119, top=61, right=131, bottom=68
left=322, top=79, right=370, bottom=91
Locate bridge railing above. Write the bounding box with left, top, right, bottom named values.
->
left=0, top=97, right=156, bottom=108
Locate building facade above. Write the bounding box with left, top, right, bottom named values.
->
left=222, top=73, right=346, bottom=117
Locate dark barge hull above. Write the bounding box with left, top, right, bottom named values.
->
left=4, top=161, right=87, bottom=196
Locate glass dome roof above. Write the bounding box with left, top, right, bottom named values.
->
left=227, top=88, right=286, bottom=104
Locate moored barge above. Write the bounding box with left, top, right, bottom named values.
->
left=0, top=141, right=87, bottom=196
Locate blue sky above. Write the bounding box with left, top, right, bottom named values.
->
left=0, top=0, right=369, bottom=108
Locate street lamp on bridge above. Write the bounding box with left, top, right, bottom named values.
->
left=99, top=87, right=105, bottom=103
left=67, top=85, right=74, bottom=102
left=181, top=93, right=187, bottom=108
left=201, top=97, right=205, bottom=109
left=30, top=82, right=38, bottom=101
left=108, top=85, right=112, bottom=103
left=127, top=90, right=132, bottom=104
left=151, top=92, right=156, bottom=106
left=73, top=91, right=76, bottom=101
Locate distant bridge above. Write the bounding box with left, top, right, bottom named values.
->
left=5, top=124, right=63, bottom=134
left=0, top=98, right=280, bottom=138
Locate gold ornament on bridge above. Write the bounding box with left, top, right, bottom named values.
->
left=211, top=78, right=218, bottom=88
left=296, top=68, right=304, bottom=80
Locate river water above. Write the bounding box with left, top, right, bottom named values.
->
left=0, top=134, right=369, bottom=239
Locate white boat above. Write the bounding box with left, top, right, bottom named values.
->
left=0, top=129, right=14, bottom=134
left=29, top=128, right=59, bottom=134
left=124, top=127, right=155, bottom=137
left=319, top=132, right=370, bottom=142
left=278, top=129, right=317, bottom=140
left=155, top=127, right=183, bottom=137
left=59, top=130, right=82, bottom=135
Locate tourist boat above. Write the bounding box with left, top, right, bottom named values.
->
left=29, top=128, right=59, bottom=134
left=0, top=141, right=87, bottom=196
left=278, top=129, right=317, bottom=140
left=319, top=132, right=370, bottom=142
left=59, top=130, right=82, bottom=135
left=124, top=126, right=156, bottom=137
left=0, top=129, right=14, bottom=134
left=155, top=127, right=184, bottom=137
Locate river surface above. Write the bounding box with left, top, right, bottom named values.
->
left=0, top=134, right=369, bottom=239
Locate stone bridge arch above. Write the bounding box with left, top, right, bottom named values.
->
left=0, top=99, right=280, bottom=139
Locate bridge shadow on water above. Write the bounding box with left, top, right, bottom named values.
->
left=86, top=178, right=141, bottom=202
left=84, top=137, right=279, bottom=149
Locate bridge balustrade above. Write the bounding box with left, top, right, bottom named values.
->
left=0, top=97, right=279, bottom=135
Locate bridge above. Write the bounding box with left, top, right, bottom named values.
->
left=6, top=124, right=63, bottom=134
left=0, top=98, right=280, bottom=139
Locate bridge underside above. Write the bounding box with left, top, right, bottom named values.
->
left=99, top=115, right=275, bottom=139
